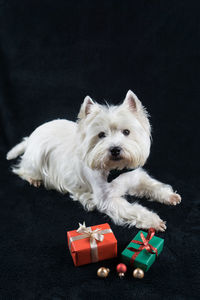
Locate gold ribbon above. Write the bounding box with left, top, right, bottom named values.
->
left=69, top=222, right=112, bottom=263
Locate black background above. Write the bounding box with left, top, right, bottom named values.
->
left=0, top=1, right=199, bottom=299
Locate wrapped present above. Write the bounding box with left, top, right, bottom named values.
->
left=67, top=222, right=117, bottom=266
left=121, top=228, right=164, bottom=272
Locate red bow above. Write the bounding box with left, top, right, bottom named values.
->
left=127, top=228, right=158, bottom=265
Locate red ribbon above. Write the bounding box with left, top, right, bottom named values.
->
left=127, top=228, right=158, bottom=265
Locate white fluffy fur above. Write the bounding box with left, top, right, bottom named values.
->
left=7, top=90, right=181, bottom=231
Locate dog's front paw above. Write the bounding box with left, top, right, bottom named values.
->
left=168, top=193, right=181, bottom=205
left=158, top=187, right=181, bottom=206
left=136, top=212, right=167, bottom=232
left=152, top=218, right=167, bottom=232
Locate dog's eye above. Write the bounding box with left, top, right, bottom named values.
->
left=123, top=129, right=130, bottom=136
left=98, top=132, right=106, bottom=139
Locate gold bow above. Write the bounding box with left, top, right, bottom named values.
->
left=77, top=222, right=104, bottom=245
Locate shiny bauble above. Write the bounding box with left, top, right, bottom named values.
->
left=116, top=263, right=127, bottom=278
left=133, top=268, right=144, bottom=279
left=97, top=267, right=110, bottom=278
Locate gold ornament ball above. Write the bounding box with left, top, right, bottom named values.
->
left=97, top=267, right=110, bottom=278
left=133, top=268, right=144, bottom=279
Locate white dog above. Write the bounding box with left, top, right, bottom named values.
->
left=7, top=90, right=181, bottom=231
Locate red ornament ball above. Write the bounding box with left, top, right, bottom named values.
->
left=116, top=263, right=127, bottom=274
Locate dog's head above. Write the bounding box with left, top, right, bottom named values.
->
left=77, top=90, right=151, bottom=171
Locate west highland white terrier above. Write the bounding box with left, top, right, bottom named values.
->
left=7, top=90, right=181, bottom=231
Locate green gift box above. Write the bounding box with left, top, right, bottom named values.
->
left=121, top=229, right=164, bottom=272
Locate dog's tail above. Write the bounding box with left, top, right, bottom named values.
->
left=6, top=137, right=28, bottom=160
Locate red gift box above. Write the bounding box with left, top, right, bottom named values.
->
left=67, top=222, right=117, bottom=266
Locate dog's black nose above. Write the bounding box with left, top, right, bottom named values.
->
left=110, top=146, right=121, bottom=157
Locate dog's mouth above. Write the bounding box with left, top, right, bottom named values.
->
left=110, top=157, right=123, bottom=161
left=99, top=154, right=132, bottom=171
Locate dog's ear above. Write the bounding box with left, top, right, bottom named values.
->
left=123, top=90, right=151, bottom=134
left=78, top=96, right=95, bottom=119
left=123, top=90, right=142, bottom=112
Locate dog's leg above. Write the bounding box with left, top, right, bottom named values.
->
left=111, top=168, right=181, bottom=206
left=96, top=192, right=166, bottom=231
left=86, top=172, right=165, bottom=231
left=83, top=169, right=165, bottom=231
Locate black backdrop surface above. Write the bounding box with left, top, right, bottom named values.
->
left=0, top=1, right=199, bottom=299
